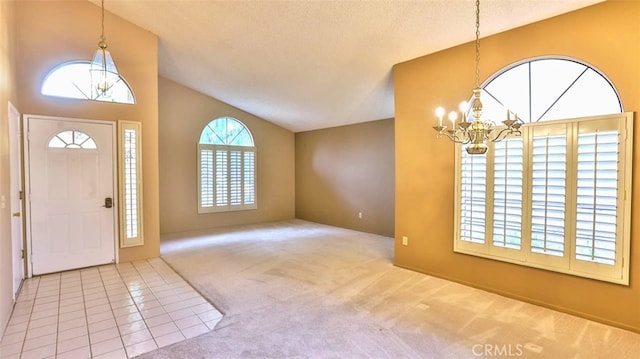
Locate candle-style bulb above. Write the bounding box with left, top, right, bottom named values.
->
left=436, top=106, right=445, bottom=127
left=459, top=101, right=468, bottom=112
left=460, top=101, right=468, bottom=122
left=448, top=111, right=458, bottom=128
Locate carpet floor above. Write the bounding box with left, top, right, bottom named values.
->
left=139, top=220, right=640, bottom=358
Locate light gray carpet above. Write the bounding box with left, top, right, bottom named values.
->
left=139, top=220, right=640, bottom=358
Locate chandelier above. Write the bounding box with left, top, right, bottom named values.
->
left=90, top=0, right=122, bottom=100
left=432, top=0, right=523, bottom=155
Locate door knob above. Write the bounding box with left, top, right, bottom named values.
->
left=103, top=197, right=113, bottom=208
left=12, top=212, right=20, bottom=217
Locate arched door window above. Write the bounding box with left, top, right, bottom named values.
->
left=48, top=130, right=97, bottom=149
left=198, top=117, right=256, bottom=213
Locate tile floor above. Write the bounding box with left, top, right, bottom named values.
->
left=0, top=258, right=223, bottom=359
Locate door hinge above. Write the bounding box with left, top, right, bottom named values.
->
left=21, top=249, right=24, bottom=259
left=19, top=190, right=24, bottom=200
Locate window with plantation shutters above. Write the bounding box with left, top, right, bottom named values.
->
left=453, top=57, right=632, bottom=285
left=198, top=117, right=256, bottom=213
left=118, top=121, right=143, bottom=248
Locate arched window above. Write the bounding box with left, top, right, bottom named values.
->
left=48, top=130, right=97, bottom=149
left=198, top=117, right=256, bottom=213
left=41, top=60, right=135, bottom=104
left=455, top=57, right=632, bottom=285
left=479, top=57, right=621, bottom=123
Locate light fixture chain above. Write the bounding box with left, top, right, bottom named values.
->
left=432, top=0, right=523, bottom=155
left=475, top=0, right=480, bottom=88
left=101, top=0, right=106, bottom=41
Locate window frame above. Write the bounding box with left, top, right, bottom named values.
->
left=453, top=112, right=633, bottom=285
left=197, top=118, right=257, bottom=214
left=118, top=121, right=144, bottom=248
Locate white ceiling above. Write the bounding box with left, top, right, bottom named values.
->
left=94, top=0, right=602, bottom=132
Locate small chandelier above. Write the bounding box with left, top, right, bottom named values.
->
left=90, top=0, right=121, bottom=100
left=432, top=0, right=523, bottom=155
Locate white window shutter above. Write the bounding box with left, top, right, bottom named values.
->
left=459, top=150, right=487, bottom=244
left=243, top=151, right=256, bottom=205
left=492, top=138, right=524, bottom=249
left=575, top=130, right=619, bottom=265
left=215, top=149, right=228, bottom=206
left=530, top=133, right=567, bottom=257
left=199, top=148, right=214, bottom=208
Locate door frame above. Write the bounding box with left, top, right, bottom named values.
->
left=23, top=114, right=119, bottom=278
left=8, top=102, right=24, bottom=300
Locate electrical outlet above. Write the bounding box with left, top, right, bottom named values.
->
left=358, top=212, right=362, bottom=219
left=402, top=236, right=408, bottom=246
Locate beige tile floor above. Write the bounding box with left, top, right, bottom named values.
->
left=0, top=258, right=222, bottom=359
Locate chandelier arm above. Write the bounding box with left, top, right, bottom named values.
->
left=434, top=128, right=468, bottom=143
left=453, top=129, right=475, bottom=144
left=490, top=128, right=512, bottom=142
left=490, top=127, right=523, bottom=142
left=444, top=132, right=469, bottom=143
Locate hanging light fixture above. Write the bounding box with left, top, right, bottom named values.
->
left=90, top=0, right=121, bottom=100
left=432, top=0, right=523, bottom=155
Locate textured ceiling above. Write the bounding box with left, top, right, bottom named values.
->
left=93, top=0, right=602, bottom=132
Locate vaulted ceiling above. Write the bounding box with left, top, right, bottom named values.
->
left=93, top=0, right=602, bottom=132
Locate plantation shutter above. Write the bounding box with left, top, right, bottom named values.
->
left=198, top=144, right=256, bottom=212
left=492, top=138, right=524, bottom=249
left=216, top=149, right=229, bottom=206
left=230, top=150, right=242, bottom=205
left=123, top=128, right=139, bottom=239
left=529, top=126, right=567, bottom=258
left=199, top=149, right=214, bottom=208
left=119, top=121, right=144, bottom=248
left=243, top=151, right=256, bottom=205
left=575, top=128, right=619, bottom=265
left=459, top=150, right=487, bottom=244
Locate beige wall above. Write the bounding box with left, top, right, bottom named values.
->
left=158, top=77, right=295, bottom=234
left=0, top=0, right=17, bottom=331
left=15, top=1, right=160, bottom=262
left=295, top=120, right=395, bottom=237
left=394, top=1, right=640, bottom=332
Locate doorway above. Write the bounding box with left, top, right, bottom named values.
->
left=24, top=115, right=117, bottom=276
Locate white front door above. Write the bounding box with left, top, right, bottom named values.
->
left=25, top=116, right=117, bottom=276
left=8, top=102, right=23, bottom=299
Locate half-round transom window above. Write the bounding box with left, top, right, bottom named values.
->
left=48, top=130, right=97, bottom=149
left=41, top=60, right=135, bottom=104
left=480, top=57, right=622, bottom=123
left=199, top=117, right=254, bottom=146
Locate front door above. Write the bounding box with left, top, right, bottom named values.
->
left=25, top=116, right=116, bottom=276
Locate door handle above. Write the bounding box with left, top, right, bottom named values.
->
left=12, top=212, right=20, bottom=217
left=103, top=197, right=113, bottom=208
